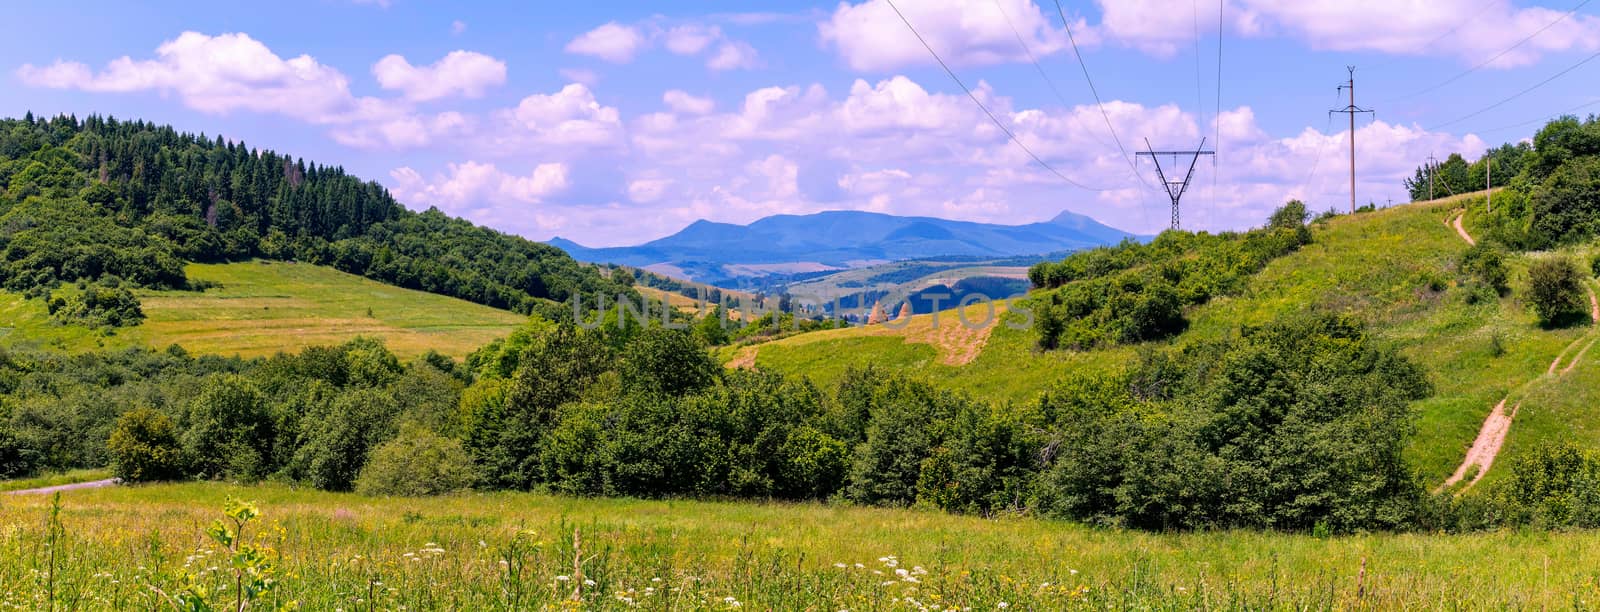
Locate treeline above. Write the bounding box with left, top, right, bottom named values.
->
left=1405, top=143, right=1528, bottom=202
left=1026, top=201, right=1312, bottom=350
left=1417, top=115, right=1600, bottom=250
left=0, top=113, right=634, bottom=323
left=5, top=313, right=1600, bottom=532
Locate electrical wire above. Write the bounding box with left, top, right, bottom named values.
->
left=1211, top=0, right=1224, bottom=230
left=1428, top=48, right=1600, bottom=131
left=883, top=0, right=1109, bottom=191
left=1386, top=0, right=1593, bottom=103
left=987, top=0, right=1113, bottom=150
left=1051, top=0, right=1147, bottom=189
left=1476, top=97, right=1600, bottom=135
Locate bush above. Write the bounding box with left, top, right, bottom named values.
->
left=0, top=423, right=37, bottom=478
left=1036, top=314, right=1431, bottom=531
left=1461, top=244, right=1509, bottom=295
left=106, top=407, right=186, bottom=482
left=355, top=426, right=474, bottom=496
left=182, top=375, right=274, bottom=481
left=1526, top=257, right=1587, bottom=326
left=1268, top=199, right=1309, bottom=230
left=1495, top=442, right=1600, bottom=529
left=47, top=280, right=146, bottom=328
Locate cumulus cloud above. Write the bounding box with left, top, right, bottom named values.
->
left=564, top=22, right=648, bottom=63
left=15, top=31, right=371, bottom=123
left=372, top=50, right=506, bottom=101
left=819, top=0, right=1075, bottom=71
left=565, top=19, right=762, bottom=70
left=390, top=161, right=570, bottom=209
left=11, top=31, right=501, bottom=151
left=491, top=83, right=625, bottom=149
left=662, top=90, right=715, bottom=115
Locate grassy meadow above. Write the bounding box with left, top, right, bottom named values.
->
left=3, top=482, right=1600, bottom=610
left=0, top=261, right=526, bottom=359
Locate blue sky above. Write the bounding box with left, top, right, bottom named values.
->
left=5, top=1, right=1598, bottom=246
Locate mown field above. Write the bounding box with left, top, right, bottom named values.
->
left=3, top=482, right=1600, bottom=610
left=740, top=195, right=1599, bottom=487
left=0, top=261, right=526, bottom=359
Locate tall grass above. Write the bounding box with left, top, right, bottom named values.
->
left=2, top=483, right=1599, bottom=609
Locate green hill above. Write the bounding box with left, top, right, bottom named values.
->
left=1, top=260, right=525, bottom=358
left=738, top=193, right=1600, bottom=488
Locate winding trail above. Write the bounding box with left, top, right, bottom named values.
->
left=1439, top=209, right=1600, bottom=490
left=2, top=478, right=119, bottom=496
left=1442, top=401, right=1518, bottom=490
left=1451, top=212, right=1476, bottom=246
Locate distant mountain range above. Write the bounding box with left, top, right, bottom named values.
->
left=549, top=209, right=1138, bottom=284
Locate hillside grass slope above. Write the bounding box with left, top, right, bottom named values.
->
left=739, top=194, right=1600, bottom=487
left=0, top=260, right=524, bottom=358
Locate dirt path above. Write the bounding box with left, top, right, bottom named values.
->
left=1442, top=401, right=1518, bottom=490
left=2, top=478, right=120, bottom=496
left=1588, top=284, right=1599, bottom=324
left=726, top=346, right=758, bottom=370
left=1450, top=212, right=1476, bottom=246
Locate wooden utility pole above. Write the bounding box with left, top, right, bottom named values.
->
left=1427, top=153, right=1439, bottom=201
left=1331, top=67, right=1374, bottom=213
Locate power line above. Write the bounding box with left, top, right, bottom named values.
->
left=1051, top=0, right=1147, bottom=189
left=1428, top=48, right=1600, bottom=131
left=987, top=0, right=1113, bottom=150
left=1477, top=97, right=1600, bottom=135
left=883, top=0, right=1109, bottom=191
left=1385, top=0, right=1593, bottom=103
left=1212, top=0, right=1224, bottom=230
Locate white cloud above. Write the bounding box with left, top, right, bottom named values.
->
left=494, top=83, right=625, bottom=148
left=372, top=50, right=506, bottom=101
left=330, top=111, right=471, bottom=149
left=564, top=22, right=647, bottom=63
left=10, top=30, right=466, bottom=151
left=664, top=25, right=721, bottom=55
left=390, top=161, right=570, bottom=210
left=706, top=41, right=762, bottom=71
left=819, top=0, right=1073, bottom=71
left=627, top=178, right=673, bottom=203
left=663, top=90, right=715, bottom=115
left=451, top=20, right=467, bottom=35
left=566, top=19, right=762, bottom=70
left=16, top=31, right=369, bottom=123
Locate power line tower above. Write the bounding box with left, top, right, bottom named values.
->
left=1137, top=138, right=1214, bottom=230
left=1330, top=66, right=1374, bottom=213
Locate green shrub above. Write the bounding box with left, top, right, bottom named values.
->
left=0, top=423, right=37, bottom=478
left=1036, top=314, right=1431, bottom=531
left=1526, top=257, right=1586, bottom=326
left=1461, top=244, right=1510, bottom=295
left=182, top=374, right=274, bottom=481
left=47, top=279, right=145, bottom=328
left=354, top=426, right=474, bottom=496
left=1495, top=443, right=1600, bottom=529
left=106, top=407, right=186, bottom=482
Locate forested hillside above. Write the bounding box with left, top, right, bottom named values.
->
left=0, top=114, right=634, bottom=324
